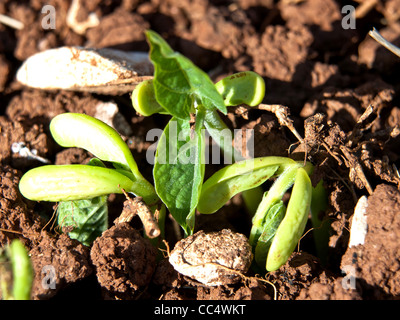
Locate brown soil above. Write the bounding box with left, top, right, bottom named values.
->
left=1, top=0, right=400, bottom=300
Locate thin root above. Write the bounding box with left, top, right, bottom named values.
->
left=159, top=239, right=171, bottom=258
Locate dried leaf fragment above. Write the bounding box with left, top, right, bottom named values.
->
left=16, top=47, right=153, bottom=94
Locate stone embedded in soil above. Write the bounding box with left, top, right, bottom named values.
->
left=168, top=229, right=253, bottom=287
left=16, top=46, right=153, bottom=94
left=90, top=223, right=157, bottom=300
left=341, top=184, right=400, bottom=299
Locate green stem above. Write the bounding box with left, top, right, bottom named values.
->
left=310, top=179, right=329, bottom=265
left=242, top=187, right=264, bottom=217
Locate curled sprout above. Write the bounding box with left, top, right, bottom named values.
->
left=0, top=239, right=34, bottom=300
left=198, top=158, right=313, bottom=271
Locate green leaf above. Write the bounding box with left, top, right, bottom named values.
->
left=146, top=30, right=227, bottom=120
left=153, top=111, right=206, bottom=235
left=57, top=195, right=108, bottom=246
left=254, top=200, right=285, bottom=268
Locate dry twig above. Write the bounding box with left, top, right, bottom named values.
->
left=0, top=13, right=24, bottom=30
left=244, top=103, right=304, bottom=143
left=116, top=189, right=161, bottom=238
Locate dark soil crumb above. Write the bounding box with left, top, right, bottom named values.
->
left=90, top=223, right=157, bottom=300
left=245, top=114, right=291, bottom=158
left=54, top=147, right=91, bottom=165
left=0, top=165, right=43, bottom=247
left=196, top=278, right=271, bottom=300
left=267, top=252, right=333, bottom=300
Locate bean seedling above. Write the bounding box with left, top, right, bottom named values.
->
left=131, top=31, right=318, bottom=271
left=19, top=113, right=161, bottom=245
left=19, top=30, right=323, bottom=271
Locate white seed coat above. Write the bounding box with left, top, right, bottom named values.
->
left=349, top=195, right=368, bottom=247
left=16, top=47, right=153, bottom=93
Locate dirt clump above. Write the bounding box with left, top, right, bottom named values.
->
left=196, top=278, right=271, bottom=300
left=29, top=232, right=93, bottom=300
left=0, top=165, right=43, bottom=247
left=341, top=184, right=400, bottom=299
left=86, top=10, right=149, bottom=50
left=297, top=277, right=362, bottom=300
left=90, top=223, right=157, bottom=299
left=267, top=251, right=334, bottom=300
